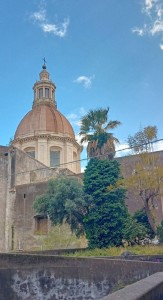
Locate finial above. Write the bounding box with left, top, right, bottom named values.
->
left=42, top=57, right=47, bottom=69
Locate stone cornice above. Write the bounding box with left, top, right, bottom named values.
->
left=13, top=134, right=82, bottom=151
left=33, top=80, right=55, bottom=89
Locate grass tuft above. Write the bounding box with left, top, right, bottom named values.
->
left=66, top=245, right=163, bottom=257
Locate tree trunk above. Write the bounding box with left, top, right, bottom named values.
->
left=144, top=199, right=157, bottom=233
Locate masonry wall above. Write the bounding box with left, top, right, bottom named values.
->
left=0, top=255, right=163, bottom=299
left=0, top=155, right=8, bottom=251
left=13, top=181, right=85, bottom=251
left=116, top=151, right=163, bottom=223
left=2, top=147, right=163, bottom=252
left=11, top=149, right=163, bottom=251
left=14, top=147, right=60, bottom=185
left=0, top=146, right=9, bottom=155
left=14, top=181, right=48, bottom=250
left=0, top=147, right=82, bottom=251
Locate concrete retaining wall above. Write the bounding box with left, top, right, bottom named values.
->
left=103, top=272, right=163, bottom=300
left=0, top=254, right=163, bottom=299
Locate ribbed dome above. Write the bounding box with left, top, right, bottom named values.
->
left=14, top=103, right=75, bottom=139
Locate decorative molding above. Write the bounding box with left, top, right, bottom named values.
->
left=13, top=134, right=82, bottom=151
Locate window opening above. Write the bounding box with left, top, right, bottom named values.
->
left=45, top=88, right=49, bottom=98
left=27, top=151, right=35, bottom=159
left=34, top=215, right=48, bottom=235
left=50, top=151, right=60, bottom=167
left=38, top=88, right=43, bottom=99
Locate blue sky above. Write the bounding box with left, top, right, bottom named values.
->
left=1, top=0, right=163, bottom=167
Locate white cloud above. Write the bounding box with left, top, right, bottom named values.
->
left=157, top=7, right=163, bottom=19
left=66, top=113, right=78, bottom=120
left=74, top=120, right=82, bottom=127
left=75, top=134, right=88, bottom=148
left=79, top=107, right=87, bottom=116
left=132, top=27, right=145, bottom=36
left=66, top=107, right=86, bottom=129
left=150, top=20, right=163, bottom=35
left=81, top=166, right=86, bottom=173
left=133, top=0, right=163, bottom=49
left=143, top=0, right=156, bottom=14
left=67, top=113, right=81, bottom=126
left=29, top=5, right=69, bottom=37
left=115, top=142, right=132, bottom=157
left=160, top=44, right=163, bottom=49
left=74, top=75, right=95, bottom=88
left=41, top=18, right=69, bottom=37
left=115, top=140, right=163, bottom=157
left=30, top=9, right=46, bottom=22
left=153, top=140, right=163, bottom=151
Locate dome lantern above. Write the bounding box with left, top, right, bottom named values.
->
left=33, top=62, right=57, bottom=108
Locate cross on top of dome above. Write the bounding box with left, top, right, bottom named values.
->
left=42, top=57, right=47, bottom=70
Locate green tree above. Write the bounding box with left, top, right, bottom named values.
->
left=83, top=158, right=128, bottom=248
left=113, top=152, right=163, bottom=232
left=33, top=176, right=86, bottom=237
left=157, top=221, right=163, bottom=243
left=128, top=125, right=157, bottom=154
left=122, top=216, right=147, bottom=245
left=133, top=209, right=155, bottom=238
left=79, top=107, right=121, bottom=159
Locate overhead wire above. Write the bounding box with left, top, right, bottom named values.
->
left=0, top=138, right=163, bottom=181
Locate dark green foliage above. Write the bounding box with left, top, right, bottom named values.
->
left=133, top=209, right=155, bottom=238
left=122, top=216, right=147, bottom=245
left=84, top=158, right=124, bottom=203
left=157, top=221, right=163, bottom=243
left=83, top=158, right=128, bottom=248
left=33, top=176, right=86, bottom=237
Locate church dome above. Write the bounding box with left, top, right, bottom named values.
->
left=14, top=102, right=75, bottom=139
left=13, top=63, right=81, bottom=173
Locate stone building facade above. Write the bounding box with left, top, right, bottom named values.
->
left=0, top=64, right=163, bottom=252
left=0, top=143, right=82, bottom=252
left=0, top=64, right=83, bottom=252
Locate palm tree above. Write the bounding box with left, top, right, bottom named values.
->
left=79, top=107, right=121, bottom=159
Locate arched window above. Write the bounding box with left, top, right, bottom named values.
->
left=24, top=147, right=35, bottom=159
left=38, top=88, right=43, bottom=99
left=50, top=147, right=61, bottom=167
left=45, top=88, right=49, bottom=98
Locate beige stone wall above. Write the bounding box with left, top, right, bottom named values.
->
left=14, top=147, right=51, bottom=185
left=1, top=147, right=77, bottom=251
left=14, top=181, right=85, bottom=251
left=14, top=182, right=48, bottom=250
left=14, top=135, right=81, bottom=174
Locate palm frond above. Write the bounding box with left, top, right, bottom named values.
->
left=106, top=133, right=120, bottom=144
left=104, top=120, right=121, bottom=131
left=79, top=107, right=121, bottom=159
left=80, top=134, right=93, bottom=144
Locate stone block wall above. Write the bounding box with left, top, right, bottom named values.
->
left=0, top=156, right=8, bottom=251
left=14, top=181, right=48, bottom=250
left=116, top=151, right=163, bottom=223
